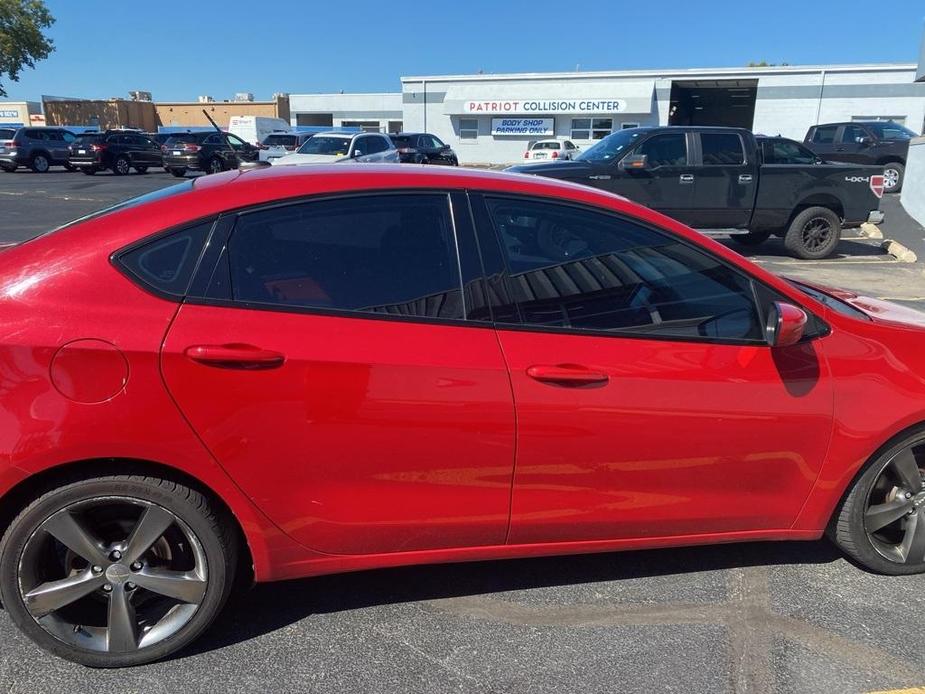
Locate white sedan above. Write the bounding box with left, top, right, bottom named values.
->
left=271, top=132, right=398, bottom=166
left=522, top=139, right=580, bottom=162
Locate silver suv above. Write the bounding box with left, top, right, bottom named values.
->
left=0, top=127, right=79, bottom=173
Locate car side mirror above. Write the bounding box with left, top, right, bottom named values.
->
left=858, top=136, right=873, bottom=146
left=766, top=302, right=807, bottom=348
left=621, top=154, right=648, bottom=170
left=441, top=144, right=451, bottom=151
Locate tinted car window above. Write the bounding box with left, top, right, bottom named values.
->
left=484, top=197, right=763, bottom=342
left=165, top=134, right=201, bottom=145
left=637, top=133, right=687, bottom=167
left=701, top=133, right=745, bottom=165
left=533, top=142, right=561, bottom=150
left=74, top=134, right=104, bottom=145
left=119, top=221, right=213, bottom=297
left=364, top=136, right=389, bottom=154
left=841, top=125, right=868, bottom=144
left=865, top=121, right=916, bottom=141
left=761, top=140, right=817, bottom=165
left=812, top=126, right=838, bottom=144
left=0, top=128, right=15, bottom=139
left=226, top=194, right=463, bottom=319
left=263, top=134, right=298, bottom=147
left=390, top=135, right=415, bottom=148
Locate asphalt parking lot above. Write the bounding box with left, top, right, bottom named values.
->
left=2, top=168, right=925, bottom=693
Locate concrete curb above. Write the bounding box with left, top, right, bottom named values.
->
left=859, top=222, right=883, bottom=240
left=881, top=239, right=918, bottom=263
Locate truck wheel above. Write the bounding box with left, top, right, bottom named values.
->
left=883, top=163, right=904, bottom=194
left=730, top=230, right=771, bottom=247
left=784, top=207, right=841, bottom=260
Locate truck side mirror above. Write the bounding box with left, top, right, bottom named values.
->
left=621, top=154, right=648, bottom=170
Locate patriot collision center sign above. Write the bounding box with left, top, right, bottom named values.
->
left=491, top=118, right=554, bottom=136
left=465, top=100, right=626, bottom=114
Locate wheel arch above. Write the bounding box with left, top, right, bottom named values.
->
left=790, top=195, right=845, bottom=224
left=0, top=457, right=256, bottom=588
left=876, top=157, right=905, bottom=166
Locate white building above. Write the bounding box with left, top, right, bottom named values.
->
left=289, top=92, right=403, bottom=133
left=400, top=63, right=925, bottom=165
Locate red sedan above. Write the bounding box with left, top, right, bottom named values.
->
left=1, top=165, right=924, bottom=667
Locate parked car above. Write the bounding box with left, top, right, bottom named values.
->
left=0, top=126, right=77, bottom=172
left=258, top=132, right=316, bottom=162
left=161, top=131, right=259, bottom=176
left=147, top=132, right=178, bottom=147
left=389, top=132, right=458, bottom=165
left=523, top=139, right=580, bottom=161
left=68, top=131, right=164, bottom=175
left=507, top=126, right=885, bottom=259
left=227, top=116, right=290, bottom=147
left=271, top=131, right=398, bottom=166
left=804, top=120, right=916, bottom=193
left=2, top=165, right=925, bottom=668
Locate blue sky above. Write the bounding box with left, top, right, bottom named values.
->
left=5, top=0, right=925, bottom=102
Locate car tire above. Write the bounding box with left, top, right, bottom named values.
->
left=831, top=427, right=925, bottom=575
left=81, top=168, right=97, bottom=176
left=207, top=158, right=224, bottom=175
left=0, top=164, right=15, bottom=173
left=0, top=474, right=237, bottom=668
left=730, top=230, right=771, bottom=247
left=30, top=153, right=50, bottom=173
left=784, top=206, right=841, bottom=260
left=169, top=168, right=186, bottom=178
left=882, top=162, right=904, bottom=194
left=63, top=163, right=76, bottom=172
left=135, top=166, right=148, bottom=174
left=112, top=156, right=131, bottom=176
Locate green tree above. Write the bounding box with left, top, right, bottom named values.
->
left=0, top=0, right=54, bottom=97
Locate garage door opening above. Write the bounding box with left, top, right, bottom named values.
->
left=668, top=79, right=758, bottom=129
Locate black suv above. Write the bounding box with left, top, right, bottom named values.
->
left=161, top=131, right=259, bottom=176
left=804, top=120, right=917, bottom=193
left=0, top=127, right=77, bottom=173
left=389, top=132, right=458, bottom=165
left=68, top=130, right=164, bottom=175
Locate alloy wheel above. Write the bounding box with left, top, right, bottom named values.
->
left=883, top=167, right=900, bottom=191
left=115, top=158, right=130, bottom=175
left=864, top=446, right=925, bottom=564
left=32, top=155, right=49, bottom=173
left=800, top=217, right=833, bottom=253
left=17, top=496, right=208, bottom=654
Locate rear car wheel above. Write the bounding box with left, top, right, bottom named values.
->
left=168, top=168, right=186, bottom=178
left=63, top=163, right=76, bottom=172
left=207, top=158, right=224, bottom=175
left=730, top=230, right=771, bottom=247
left=81, top=168, right=97, bottom=176
left=883, top=163, right=904, bottom=194
left=112, top=156, right=131, bottom=176
left=0, top=475, right=236, bottom=667
left=30, top=154, right=50, bottom=173
left=135, top=166, right=148, bottom=174
left=0, top=164, right=15, bottom=173
left=832, top=429, right=925, bottom=575
left=784, top=206, right=841, bottom=260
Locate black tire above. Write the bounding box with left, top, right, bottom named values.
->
left=81, top=168, right=97, bottom=176
left=883, top=162, right=904, bottom=194
left=63, top=163, right=76, bottom=172
left=0, top=474, right=237, bottom=667
left=169, top=168, right=186, bottom=178
left=729, top=230, right=772, bottom=247
left=207, top=158, right=224, bottom=175
left=112, top=156, right=131, bottom=176
left=0, top=164, right=15, bottom=173
left=135, top=166, right=148, bottom=174
left=30, top=153, right=50, bottom=173
left=783, top=206, right=841, bottom=260
left=831, top=427, right=925, bottom=575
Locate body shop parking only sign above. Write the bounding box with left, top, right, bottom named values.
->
left=491, top=118, right=554, bottom=136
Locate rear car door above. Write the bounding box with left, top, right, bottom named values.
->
left=806, top=125, right=839, bottom=160
left=161, top=192, right=516, bottom=555
left=606, top=132, right=696, bottom=224
left=687, top=131, right=757, bottom=229
left=47, top=130, right=70, bottom=163
left=470, top=194, right=834, bottom=543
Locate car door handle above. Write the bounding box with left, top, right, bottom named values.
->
left=184, top=344, right=286, bottom=370
left=526, top=364, right=609, bottom=386
left=679, top=174, right=695, bottom=183
left=738, top=174, right=753, bottom=183
left=588, top=174, right=611, bottom=180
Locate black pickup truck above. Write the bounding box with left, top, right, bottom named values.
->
left=507, top=126, right=885, bottom=259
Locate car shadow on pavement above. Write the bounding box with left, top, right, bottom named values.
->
left=182, top=539, right=843, bottom=660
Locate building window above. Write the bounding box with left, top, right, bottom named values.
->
left=621, top=122, right=640, bottom=130
left=459, top=118, right=478, bottom=140
left=570, top=117, right=613, bottom=140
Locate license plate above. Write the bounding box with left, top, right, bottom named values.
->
left=534, top=152, right=547, bottom=159
left=78, top=149, right=86, bottom=154
left=172, top=150, right=182, bottom=156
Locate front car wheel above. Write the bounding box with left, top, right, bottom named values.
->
left=0, top=475, right=236, bottom=667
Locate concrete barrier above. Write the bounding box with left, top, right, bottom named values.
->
left=902, top=136, right=925, bottom=226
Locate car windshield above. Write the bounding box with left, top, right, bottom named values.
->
left=575, top=129, right=646, bottom=162
left=788, top=280, right=871, bottom=321
left=865, top=122, right=917, bottom=141
left=264, top=134, right=298, bottom=147
left=297, top=136, right=351, bottom=155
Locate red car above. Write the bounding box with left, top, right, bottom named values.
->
left=1, top=165, right=924, bottom=667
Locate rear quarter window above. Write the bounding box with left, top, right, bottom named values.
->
left=116, top=220, right=214, bottom=298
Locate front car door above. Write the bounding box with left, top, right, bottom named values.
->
left=606, top=131, right=697, bottom=225
left=806, top=124, right=839, bottom=161
left=161, top=192, right=515, bottom=555
left=834, top=124, right=872, bottom=164
left=469, top=194, right=833, bottom=544
left=687, top=131, right=757, bottom=229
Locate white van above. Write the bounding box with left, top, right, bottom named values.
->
left=227, top=116, right=290, bottom=146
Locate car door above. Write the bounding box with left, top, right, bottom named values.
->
left=470, top=193, right=833, bottom=544
left=423, top=135, right=448, bottom=164
left=834, top=124, right=872, bottom=164
left=605, top=132, right=697, bottom=224
left=806, top=125, right=839, bottom=161
left=161, top=192, right=515, bottom=555
left=687, top=131, right=757, bottom=229
left=135, top=135, right=160, bottom=166
left=47, top=130, right=70, bottom=163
